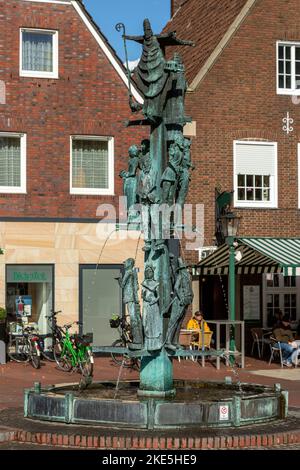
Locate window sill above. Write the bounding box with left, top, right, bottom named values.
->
left=70, top=189, right=115, bottom=196
left=20, top=71, right=59, bottom=80
left=277, top=89, right=300, bottom=96
left=234, top=204, right=278, bottom=209
left=0, top=189, right=27, bottom=194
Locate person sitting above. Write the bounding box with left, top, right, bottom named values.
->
left=273, top=314, right=298, bottom=367
left=187, top=311, right=210, bottom=332
left=272, top=309, right=283, bottom=329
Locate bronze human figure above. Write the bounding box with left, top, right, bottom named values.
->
left=165, top=258, right=194, bottom=351
left=176, top=138, right=193, bottom=208
left=142, top=265, right=162, bottom=351
left=161, top=135, right=184, bottom=206
left=118, top=258, right=143, bottom=350
left=120, top=145, right=140, bottom=215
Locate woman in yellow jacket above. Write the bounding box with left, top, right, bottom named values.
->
left=187, top=311, right=211, bottom=332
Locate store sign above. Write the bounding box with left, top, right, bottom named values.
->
left=13, top=271, right=47, bottom=282
left=7, top=266, right=53, bottom=283
left=243, top=285, right=260, bottom=321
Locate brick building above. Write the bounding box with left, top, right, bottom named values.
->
left=0, top=0, right=146, bottom=346
left=165, top=0, right=300, bottom=335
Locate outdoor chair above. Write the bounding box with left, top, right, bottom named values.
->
left=191, top=331, right=213, bottom=367
left=269, top=337, right=283, bottom=367
left=178, top=330, right=194, bottom=362
left=250, top=328, right=272, bottom=358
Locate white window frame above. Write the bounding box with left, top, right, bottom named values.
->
left=276, top=40, right=300, bottom=96
left=263, top=274, right=300, bottom=328
left=0, top=132, right=27, bottom=194
left=233, top=140, right=278, bottom=209
left=20, top=28, right=59, bottom=79
left=70, top=135, right=114, bottom=196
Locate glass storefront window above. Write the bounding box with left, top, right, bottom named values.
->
left=264, top=274, right=300, bottom=327
left=6, top=265, right=54, bottom=336
left=80, top=265, right=123, bottom=346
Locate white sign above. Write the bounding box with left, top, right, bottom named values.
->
left=243, top=285, right=260, bottom=321
left=219, top=405, right=229, bottom=421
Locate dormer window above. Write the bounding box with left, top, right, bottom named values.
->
left=20, top=28, right=58, bottom=79
left=277, top=41, right=300, bottom=95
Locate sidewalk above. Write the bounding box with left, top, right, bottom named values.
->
left=1, top=356, right=300, bottom=449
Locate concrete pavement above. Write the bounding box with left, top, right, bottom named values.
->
left=1, top=355, right=300, bottom=449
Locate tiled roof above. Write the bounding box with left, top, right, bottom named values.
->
left=163, top=0, right=250, bottom=85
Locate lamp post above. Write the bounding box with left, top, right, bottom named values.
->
left=220, top=212, right=241, bottom=355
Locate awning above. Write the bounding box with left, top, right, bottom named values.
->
left=193, top=237, right=300, bottom=276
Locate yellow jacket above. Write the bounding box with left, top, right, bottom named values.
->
left=187, top=318, right=211, bottom=332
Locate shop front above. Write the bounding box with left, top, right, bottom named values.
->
left=194, top=237, right=300, bottom=351
left=6, top=264, right=54, bottom=335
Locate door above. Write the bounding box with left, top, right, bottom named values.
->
left=79, top=265, right=123, bottom=346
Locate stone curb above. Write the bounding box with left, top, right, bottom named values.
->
left=1, top=429, right=300, bottom=449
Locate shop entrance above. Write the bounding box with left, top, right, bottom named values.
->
left=6, top=265, right=54, bottom=335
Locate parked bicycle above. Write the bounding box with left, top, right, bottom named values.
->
left=54, top=320, right=94, bottom=378
left=42, top=309, right=66, bottom=361
left=7, top=325, right=41, bottom=369
left=109, top=315, right=140, bottom=369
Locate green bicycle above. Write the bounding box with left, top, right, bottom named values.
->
left=54, top=321, right=94, bottom=378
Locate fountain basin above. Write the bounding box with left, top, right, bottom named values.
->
left=24, top=380, right=288, bottom=429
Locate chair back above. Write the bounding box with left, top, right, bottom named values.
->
left=250, top=328, right=264, bottom=340
left=197, top=331, right=213, bottom=349
left=179, top=330, right=193, bottom=347
left=270, top=336, right=281, bottom=348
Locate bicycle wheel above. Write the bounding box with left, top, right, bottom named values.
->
left=7, top=337, right=30, bottom=363
left=40, top=335, right=56, bottom=362
left=111, top=339, right=132, bottom=368
left=79, top=350, right=94, bottom=377
left=30, top=341, right=41, bottom=369
left=42, top=349, right=55, bottom=362
left=54, top=342, right=73, bottom=372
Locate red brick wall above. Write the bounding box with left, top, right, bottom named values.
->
left=0, top=0, right=146, bottom=218
left=182, top=0, right=300, bottom=264
left=171, top=0, right=186, bottom=16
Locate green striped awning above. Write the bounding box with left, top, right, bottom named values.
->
left=194, top=237, right=300, bottom=276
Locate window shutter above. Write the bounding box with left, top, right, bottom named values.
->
left=235, top=142, right=276, bottom=175
left=72, top=139, right=109, bottom=189
left=0, top=137, right=21, bottom=187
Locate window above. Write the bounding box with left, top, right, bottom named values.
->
left=70, top=136, right=114, bottom=195
left=20, top=28, right=58, bottom=78
left=0, top=133, right=26, bottom=193
left=80, top=265, right=123, bottom=346
left=234, top=141, right=277, bottom=208
left=264, top=274, right=300, bottom=327
left=277, top=41, right=300, bottom=95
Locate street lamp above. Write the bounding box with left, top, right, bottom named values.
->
left=220, top=212, right=240, bottom=239
left=220, top=212, right=241, bottom=357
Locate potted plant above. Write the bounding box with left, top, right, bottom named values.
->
left=0, top=307, right=6, bottom=342
left=0, top=307, right=6, bottom=322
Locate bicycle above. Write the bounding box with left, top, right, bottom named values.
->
left=7, top=325, right=41, bottom=369
left=109, top=315, right=140, bottom=369
left=54, top=321, right=94, bottom=378
left=41, top=310, right=65, bottom=361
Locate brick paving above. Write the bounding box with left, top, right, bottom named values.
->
left=1, top=356, right=300, bottom=449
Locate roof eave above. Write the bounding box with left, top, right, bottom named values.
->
left=188, top=0, right=258, bottom=92
left=71, top=0, right=143, bottom=104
